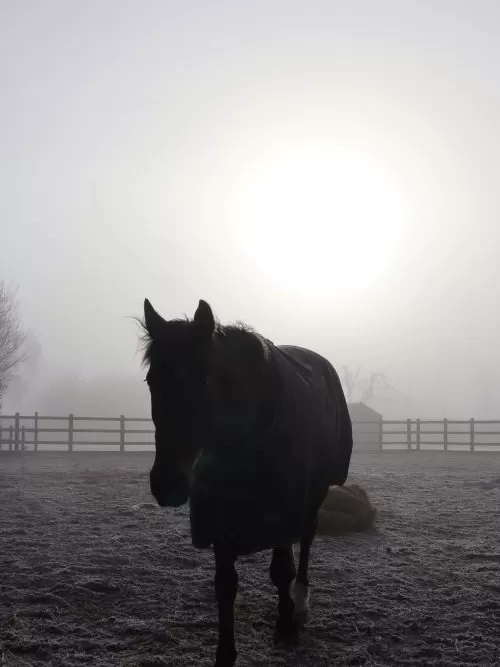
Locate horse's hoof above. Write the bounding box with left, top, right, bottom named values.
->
left=295, top=607, right=309, bottom=628
left=274, top=628, right=299, bottom=646
left=274, top=617, right=299, bottom=646
left=290, top=580, right=310, bottom=628
left=214, top=646, right=237, bottom=667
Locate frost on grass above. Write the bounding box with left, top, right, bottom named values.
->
left=0, top=450, right=499, bottom=666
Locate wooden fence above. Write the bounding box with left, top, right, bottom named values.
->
left=0, top=414, right=500, bottom=453
left=0, top=414, right=151, bottom=453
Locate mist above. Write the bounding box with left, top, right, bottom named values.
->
left=1, top=0, right=499, bottom=419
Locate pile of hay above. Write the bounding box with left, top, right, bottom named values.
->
left=317, top=484, right=377, bottom=536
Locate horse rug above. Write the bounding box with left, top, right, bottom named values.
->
left=189, top=343, right=353, bottom=554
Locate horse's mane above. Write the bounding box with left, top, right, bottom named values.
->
left=137, top=313, right=270, bottom=368
left=216, top=322, right=271, bottom=360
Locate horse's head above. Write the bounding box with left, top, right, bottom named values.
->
left=207, top=323, right=275, bottom=444
left=142, top=298, right=215, bottom=507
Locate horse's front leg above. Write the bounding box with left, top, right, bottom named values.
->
left=270, top=545, right=298, bottom=643
left=214, top=543, right=238, bottom=667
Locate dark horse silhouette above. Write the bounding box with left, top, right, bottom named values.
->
left=141, top=298, right=353, bottom=667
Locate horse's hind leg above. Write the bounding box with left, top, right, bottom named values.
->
left=270, top=545, right=298, bottom=643
left=293, top=507, right=320, bottom=626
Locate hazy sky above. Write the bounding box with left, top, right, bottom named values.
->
left=1, top=1, right=499, bottom=417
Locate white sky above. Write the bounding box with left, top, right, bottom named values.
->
left=1, top=1, right=499, bottom=417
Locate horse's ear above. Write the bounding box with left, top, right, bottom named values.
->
left=144, top=299, right=166, bottom=339
left=194, top=299, right=215, bottom=335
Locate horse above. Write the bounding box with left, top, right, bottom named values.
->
left=141, top=298, right=353, bottom=667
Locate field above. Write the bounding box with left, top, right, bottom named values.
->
left=1, top=451, right=499, bottom=667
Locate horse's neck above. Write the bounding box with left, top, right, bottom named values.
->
left=247, top=367, right=279, bottom=440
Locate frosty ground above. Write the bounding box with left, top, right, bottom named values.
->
left=0, top=450, right=499, bottom=666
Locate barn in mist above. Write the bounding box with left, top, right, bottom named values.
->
left=348, top=403, right=383, bottom=451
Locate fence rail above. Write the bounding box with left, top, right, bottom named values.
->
left=1, top=413, right=500, bottom=453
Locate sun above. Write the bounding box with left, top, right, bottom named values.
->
left=237, top=149, right=410, bottom=301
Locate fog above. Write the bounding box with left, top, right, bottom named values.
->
left=1, top=1, right=499, bottom=419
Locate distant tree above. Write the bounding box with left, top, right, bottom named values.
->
left=358, top=372, right=389, bottom=404
left=341, top=366, right=360, bottom=402
left=4, top=331, right=43, bottom=408
left=0, top=282, right=28, bottom=409
left=341, top=366, right=399, bottom=404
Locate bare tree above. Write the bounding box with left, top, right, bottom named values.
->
left=359, top=372, right=386, bottom=404
left=342, top=366, right=403, bottom=404
left=341, top=366, right=360, bottom=402
left=0, top=282, right=28, bottom=408
left=342, top=366, right=383, bottom=403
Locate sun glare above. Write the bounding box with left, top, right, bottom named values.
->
left=237, top=150, right=410, bottom=301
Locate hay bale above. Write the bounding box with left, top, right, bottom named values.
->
left=317, top=484, right=377, bottom=536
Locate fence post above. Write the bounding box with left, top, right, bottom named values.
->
left=416, top=419, right=421, bottom=451
left=14, top=412, right=20, bottom=452
left=9, top=426, right=13, bottom=451
left=21, top=426, right=26, bottom=451
left=406, top=419, right=412, bottom=451
left=120, top=415, right=125, bottom=453
left=0, top=420, right=2, bottom=451
left=34, top=412, right=39, bottom=452
left=443, top=418, right=448, bottom=451
left=378, top=419, right=384, bottom=451
left=68, top=414, right=74, bottom=453
left=470, top=418, right=475, bottom=452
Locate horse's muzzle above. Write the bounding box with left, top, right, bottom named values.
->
left=150, top=469, right=189, bottom=508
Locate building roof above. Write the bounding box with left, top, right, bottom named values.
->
left=347, top=402, right=383, bottom=419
